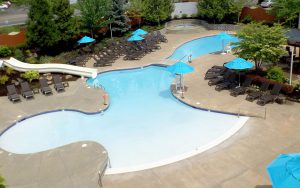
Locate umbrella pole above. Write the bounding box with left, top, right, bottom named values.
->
left=221, top=40, right=226, bottom=55
left=239, top=72, right=241, bottom=87
left=181, top=74, right=184, bottom=99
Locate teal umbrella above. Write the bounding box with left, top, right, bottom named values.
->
left=132, top=29, right=148, bottom=36
left=217, top=32, right=234, bottom=54
left=78, top=36, right=95, bottom=44
left=127, top=34, right=144, bottom=42
left=267, top=153, right=300, bottom=188
left=167, top=62, right=194, bottom=98
left=224, top=58, right=253, bottom=86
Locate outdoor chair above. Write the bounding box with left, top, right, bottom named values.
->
left=230, top=76, right=253, bottom=97
left=208, top=71, right=232, bottom=86
left=246, top=82, right=270, bottom=102
left=6, top=85, right=21, bottom=102
left=20, top=82, right=34, bottom=99
left=257, top=84, right=282, bottom=106
left=205, top=68, right=228, bottom=80
left=39, top=78, right=52, bottom=95
left=53, top=75, right=65, bottom=92
left=215, top=74, right=237, bottom=91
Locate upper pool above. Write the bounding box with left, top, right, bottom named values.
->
left=0, top=35, right=246, bottom=174
left=168, top=35, right=238, bottom=62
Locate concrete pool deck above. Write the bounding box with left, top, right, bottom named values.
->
left=1, top=30, right=300, bottom=188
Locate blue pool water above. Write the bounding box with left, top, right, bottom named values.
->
left=168, top=35, right=238, bottom=62
left=0, top=36, right=246, bottom=173
left=175, top=24, right=195, bottom=29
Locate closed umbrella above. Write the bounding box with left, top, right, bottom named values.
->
left=167, top=61, right=194, bottom=98
left=132, top=29, right=148, bottom=36
left=216, top=32, right=234, bottom=55
left=267, top=153, right=300, bottom=188
left=127, top=34, right=144, bottom=42
left=224, top=57, right=253, bottom=87
left=78, top=36, right=95, bottom=44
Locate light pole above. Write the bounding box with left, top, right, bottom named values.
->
left=289, top=46, right=294, bottom=85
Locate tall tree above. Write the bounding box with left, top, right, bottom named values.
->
left=142, top=0, right=173, bottom=25
left=197, top=0, right=238, bottom=23
left=78, top=0, right=112, bottom=37
left=233, top=23, right=287, bottom=72
left=52, top=0, right=79, bottom=44
left=272, top=0, right=300, bottom=27
left=127, top=0, right=143, bottom=18
left=110, top=0, right=129, bottom=35
left=26, top=0, right=59, bottom=52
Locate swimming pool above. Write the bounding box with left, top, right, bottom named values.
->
left=175, top=24, right=196, bottom=29
left=168, top=35, right=238, bottom=62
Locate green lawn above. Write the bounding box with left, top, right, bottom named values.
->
left=0, top=25, right=24, bottom=34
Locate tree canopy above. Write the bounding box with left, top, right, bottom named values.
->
left=142, top=0, right=173, bottom=25
left=233, top=23, right=287, bottom=71
left=110, top=0, right=129, bottom=35
left=272, top=0, right=300, bottom=27
left=78, top=0, right=112, bottom=37
left=26, top=0, right=59, bottom=51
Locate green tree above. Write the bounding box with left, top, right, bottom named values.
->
left=21, top=70, right=40, bottom=83
left=127, top=0, right=143, bottom=17
left=233, top=23, right=287, bottom=72
left=272, top=0, right=300, bottom=27
left=78, top=0, right=112, bottom=37
left=197, top=0, right=238, bottom=23
left=110, top=0, right=129, bottom=35
left=52, top=0, right=79, bottom=45
left=142, top=0, right=173, bottom=25
left=26, top=0, right=59, bottom=52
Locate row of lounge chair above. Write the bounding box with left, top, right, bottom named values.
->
left=93, top=31, right=168, bottom=67
left=205, top=66, right=283, bottom=106
left=7, top=75, right=66, bottom=103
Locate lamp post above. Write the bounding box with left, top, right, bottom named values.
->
left=289, top=46, right=294, bottom=85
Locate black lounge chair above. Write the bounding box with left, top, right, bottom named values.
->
left=20, top=82, right=34, bottom=99
left=205, top=68, right=228, bottom=80
left=215, top=74, right=237, bottom=91
left=39, top=78, right=52, bottom=95
left=257, top=84, right=282, bottom=106
left=208, top=71, right=232, bottom=86
left=7, top=85, right=21, bottom=102
left=53, top=75, right=65, bottom=92
left=246, top=82, right=270, bottom=102
left=230, top=76, right=253, bottom=97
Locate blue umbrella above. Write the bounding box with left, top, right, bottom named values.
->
left=267, top=153, right=300, bottom=188
left=225, top=58, right=253, bottom=86
left=132, top=29, right=148, bottom=36
left=167, top=61, right=195, bottom=74
left=127, top=34, right=144, bottom=42
left=216, top=32, right=234, bottom=54
left=78, top=36, right=95, bottom=44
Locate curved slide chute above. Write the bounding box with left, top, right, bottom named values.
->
left=0, top=57, right=98, bottom=78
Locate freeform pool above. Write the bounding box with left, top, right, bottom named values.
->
left=0, top=36, right=247, bottom=174
left=175, top=24, right=196, bottom=29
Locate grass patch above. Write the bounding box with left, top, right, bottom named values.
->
left=0, top=25, right=24, bottom=34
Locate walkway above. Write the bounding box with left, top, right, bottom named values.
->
left=0, top=30, right=300, bottom=188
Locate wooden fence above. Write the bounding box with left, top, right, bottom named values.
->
left=0, top=28, right=26, bottom=47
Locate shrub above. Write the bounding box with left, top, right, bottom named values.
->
left=0, top=75, right=9, bottom=85
left=21, top=70, right=40, bottom=83
left=5, top=67, right=15, bottom=75
left=0, top=46, right=12, bottom=58
left=266, top=66, right=286, bottom=83
left=25, top=57, right=38, bottom=64
left=14, top=49, right=25, bottom=61
left=181, top=14, right=188, bottom=19
left=173, top=14, right=179, bottom=19
left=39, top=56, right=54, bottom=64
left=190, top=13, right=198, bottom=18
left=0, top=175, right=5, bottom=188
left=241, top=15, right=253, bottom=24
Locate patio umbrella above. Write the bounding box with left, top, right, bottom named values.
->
left=127, top=34, right=144, bottom=42
left=216, top=32, right=234, bottom=54
left=224, top=57, right=253, bottom=87
left=167, top=61, right=195, bottom=98
left=132, top=29, right=148, bottom=36
left=77, top=36, right=95, bottom=44
left=267, top=153, right=300, bottom=188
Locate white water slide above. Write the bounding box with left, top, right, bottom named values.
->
left=0, top=57, right=98, bottom=78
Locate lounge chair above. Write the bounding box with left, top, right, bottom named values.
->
left=20, top=82, right=34, bottom=99
left=246, top=82, right=270, bottom=102
left=205, top=68, right=228, bottom=80
left=6, top=85, right=21, bottom=102
left=230, top=76, right=253, bottom=97
left=257, top=84, right=282, bottom=106
left=53, top=75, right=65, bottom=92
left=215, top=74, right=237, bottom=91
left=208, top=71, right=233, bottom=86
left=39, top=78, right=52, bottom=95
